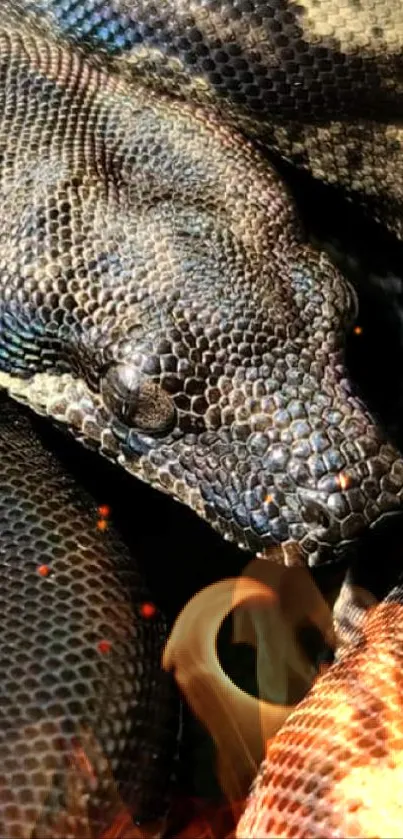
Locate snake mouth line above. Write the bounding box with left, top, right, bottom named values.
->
left=2, top=368, right=403, bottom=568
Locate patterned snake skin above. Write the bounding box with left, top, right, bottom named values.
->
left=0, top=393, right=179, bottom=838
left=237, top=579, right=403, bottom=838
left=0, top=0, right=402, bottom=835
left=1, top=0, right=403, bottom=565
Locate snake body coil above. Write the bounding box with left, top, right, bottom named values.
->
left=0, top=394, right=179, bottom=837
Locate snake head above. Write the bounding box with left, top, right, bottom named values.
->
left=87, top=242, right=403, bottom=568
left=1, top=54, right=402, bottom=568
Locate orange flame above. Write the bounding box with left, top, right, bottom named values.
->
left=337, top=472, right=350, bottom=490
left=166, top=797, right=244, bottom=839
left=163, top=546, right=335, bottom=803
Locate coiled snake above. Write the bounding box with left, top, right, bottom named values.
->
left=0, top=1, right=402, bottom=836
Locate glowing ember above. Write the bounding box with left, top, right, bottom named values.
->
left=354, top=325, right=363, bottom=335
left=37, top=564, right=50, bottom=577
left=337, top=472, right=350, bottom=490
left=140, top=602, right=157, bottom=619
left=264, top=494, right=273, bottom=504
left=97, top=519, right=108, bottom=532
left=97, top=639, right=112, bottom=654
left=98, top=505, right=111, bottom=518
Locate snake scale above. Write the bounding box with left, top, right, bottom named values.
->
left=0, top=0, right=402, bottom=836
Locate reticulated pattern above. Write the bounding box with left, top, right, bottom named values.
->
left=0, top=395, right=179, bottom=839
left=237, top=584, right=403, bottom=838
left=17, top=0, right=403, bottom=237
left=0, top=2, right=402, bottom=563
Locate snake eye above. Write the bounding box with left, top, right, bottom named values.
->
left=101, top=363, right=176, bottom=435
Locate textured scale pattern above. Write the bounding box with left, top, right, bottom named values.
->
left=19, top=0, right=403, bottom=238
left=237, top=582, right=403, bottom=838
left=0, top=1, right=403, bottom=565
left=0, top=394, right=179, bottom=839
left=0, top=2, right=402, bottom=835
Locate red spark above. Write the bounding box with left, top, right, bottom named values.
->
left=98, top=504, right=111, bottom=518
left=140, top=602, right=157, bottom=619
left=97, top=639, right=112, bottom=654
left=37, top=564, right=50, bottom=577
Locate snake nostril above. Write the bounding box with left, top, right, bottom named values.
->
left=101, top=362, right=176, bottom=435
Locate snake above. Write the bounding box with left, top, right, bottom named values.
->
left=0, top=0, right=403, bottom=835
left=0, top=392, right=180, bottom=839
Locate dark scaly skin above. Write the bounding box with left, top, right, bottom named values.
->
left=237, top=580, right=403, bottom=838
left=16, top=0, right=403, bottom=239
left=1, top=1, right=403, bottom=565
left=0, top=2, right=402, bottom=836
left=0, top=393, right=179, bottom=838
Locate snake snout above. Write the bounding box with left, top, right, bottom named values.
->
left=101, top=362, right=176, bottom=435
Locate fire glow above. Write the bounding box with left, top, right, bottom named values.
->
left=163, top=548, right=335, bottom=803
left=163, top=549, right=403, bottom=839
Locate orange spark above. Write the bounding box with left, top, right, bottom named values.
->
left=98, top=504, right=111, bottom=518
left=97, top=639, right=112, bottom=654
left=37, top=564, right=50, bottom=577
left=264, top=494, right=273, bottom=504
left=140, top=602, right=157, bottom=619
left=353, top=325, right=363, bottom=335
left=97, top=519, right=108, bottom=532
left=337, top=472, right=350, bottom=490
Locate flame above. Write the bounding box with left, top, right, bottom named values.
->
left=163, top=547, right=334, bottom=802
left=100, top=809, right=164, bottom=839
left=166, top=796, right=244, bottom=839
left=337, top=472, right=350, bottom=490
left=163, top=575, right=290, bottom=801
